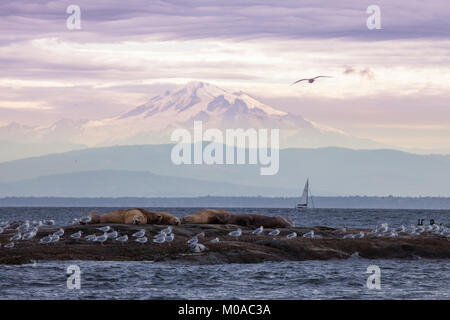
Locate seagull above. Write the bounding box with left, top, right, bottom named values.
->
left=80, top=216, right=92, bottom=224
left=51, top=234, right=60, bottom=243
left=132, top=230, right=146, bottom=238
left=210, top=237, right=220, bottom=243
left=70, top=218, right=80, bottom=225
left=9, top=233, right=21, bottom=242
left=107, top=231, right=118, bottom=239
left=228, top=228, right=242, bottom=237
left=379, top=223, right=389, bottom=233
left=70, top=231, right=83, bottom=239
left=95, top=232, right=108, bottom=245
left=116, top=234, right=128, bottom=245
left=161, top=226, right=172, bottom=235
left=17, top=222, right=30, bottom=233
left=190, top=243, right=207, bottom=253
left=53, top=228, right=64, bottom=237
left=4, top=242, right=14, bottom=248
left=165, top=233, right=175, bottom=244
left=40, top=234, right=53, bottom=244
left=153, top=235, right=166, bottom=243
left=136, top=236, right=148, bottom=244
left=22, top=229, right=37, bottom=240
left=97, top=226, right=111, bottom=232
left=302, top=230, right=315, bottom=238
left=268, top=229, right=280, bottom=236
left=354, top=231, right=365, bottom=239
left=342, top=234, right=354, bottom=239
left=252, top=226, right=264, bottom=235
left=286, top=232, right=297, bottom=239
left=290, top=76, right=333, bottom=86
left=43, top=219, right=55, bottom=226
left=85, top=234, right=97, bottom=241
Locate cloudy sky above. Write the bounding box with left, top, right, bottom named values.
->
left=0, top=0, right=449, bottom=152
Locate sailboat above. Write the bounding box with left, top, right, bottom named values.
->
left=296, top=179, right=314, bottom=211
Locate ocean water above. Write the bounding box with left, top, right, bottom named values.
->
left=0, top=207, right=449, bottom=300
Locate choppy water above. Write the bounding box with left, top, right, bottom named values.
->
left=0, top=207, right=449, bottom=299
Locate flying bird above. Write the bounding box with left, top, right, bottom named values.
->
left=290, top=76, right=333, bottom=86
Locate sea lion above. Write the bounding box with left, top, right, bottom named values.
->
left=181, top=209, right=231, bottom=225
left=181, top=209, right=293, bottom=228
left=228, top=214, right=294, bottom=228
left=138, top=209, right=181, bottom=225
left=99, top=209, right=147, bottom=225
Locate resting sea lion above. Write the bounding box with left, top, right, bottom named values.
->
left=99, top=209, right=147, bottom=225
left=181, top=209, right=231, bottom=225
left=228, top=214, right=294, bottom=228
left=138, top=209, right=181, bottom=225
left=181, top=209, right=293, bottom=228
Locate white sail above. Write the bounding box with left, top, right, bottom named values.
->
left=299, top=179, right=309, bottom=206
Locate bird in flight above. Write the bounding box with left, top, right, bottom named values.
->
left=290, top=76, right=333, bottom=86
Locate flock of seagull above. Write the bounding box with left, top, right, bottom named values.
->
left=1, top=217, right=449, bottom=250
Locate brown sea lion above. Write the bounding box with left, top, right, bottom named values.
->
left=181, top=209, right=293, bottom=228
left=228, top=214, right=294, bottom=228
left=181, top=209, right=231, bottom=225
left=138, top=209, right=181, bottom=225
left=99, top=209, right=147, bottom=225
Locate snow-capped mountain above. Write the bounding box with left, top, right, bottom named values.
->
left=0, top=81, right=385, bottom=152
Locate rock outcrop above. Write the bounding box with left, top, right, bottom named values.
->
left=0, top=223, right=449, bottom=265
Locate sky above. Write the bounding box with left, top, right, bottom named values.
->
left=0, top=0, right=449, bottom=152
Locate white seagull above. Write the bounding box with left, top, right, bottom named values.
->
left=136, top=236, right=148, bottom=244
left=228, top=228, right=242, bottom=237
left=132, top=230, right=146, bottom=238
left=252, top=226, right=264, bottom=235
left=107, top=231, right=118, bottom=239
left=290, top=75, right=333, bottom=86
left=165, top=233, right=175, bottom=244
left=53, top=228, right=64, bottom=237
left=161, top=226, right=173, bottom=235
left=97, top=226, right=111, bottom=232
left=302, top=230, right=315, bottom=238
left=153, top=235, right=166, bottom=243
left=40, top=234, right=53, bottom=244
left=286, top=232, right=297, bottom=239
left=9, top=233, right=21, bottom=242
left=95, top=232, right=108, bottom=245
left=70, top=231, right=83, bottom=239
left=116, top=234, right=128, bottom=245
left=268, top=229, right=280, bottom=236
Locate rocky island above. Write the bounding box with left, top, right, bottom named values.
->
left=1, top=222, right=449, bottom=265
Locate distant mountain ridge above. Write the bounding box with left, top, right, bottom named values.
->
left=0, top=81, right=387, bottom=162
left=0, top=144, right=449, bottom=197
